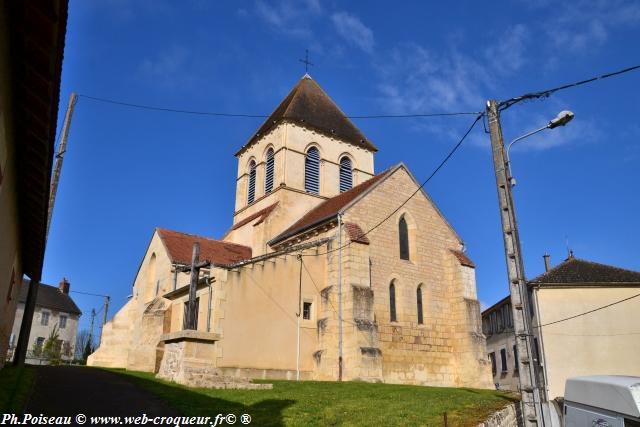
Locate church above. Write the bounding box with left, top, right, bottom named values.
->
left=88, top=75, right=492, bottom=389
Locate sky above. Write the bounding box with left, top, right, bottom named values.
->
left=44, top=0, right=640, bottom=336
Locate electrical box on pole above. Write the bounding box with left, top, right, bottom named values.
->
left=486, top=100, right=543, bottom=426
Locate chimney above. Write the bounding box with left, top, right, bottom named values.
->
left=59, top=278, right=70, bottom=294
left=543, top=253, right=551, bottom=272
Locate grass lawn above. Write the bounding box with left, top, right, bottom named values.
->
left=0, top=365, right=35, bottom=413
left=106, top=369, right=517, bottom=427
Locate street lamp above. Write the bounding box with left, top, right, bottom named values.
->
left=506, top=110, right=574, bottom=186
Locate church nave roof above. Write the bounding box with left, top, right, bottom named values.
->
left=157, top=228, right=252, bottom=266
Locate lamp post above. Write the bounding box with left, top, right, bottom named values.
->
left=486, top=101, right=574, bottom=426
left=506, top=111, right=574, bottom=187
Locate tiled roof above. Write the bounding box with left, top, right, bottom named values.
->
left=18, top=281, right=81, bottom=315
left=344, top=222, right=370, bottom=245
left=450, top=250, right=475, bottom=268
left=231, top=202, right=278, bottom=230
left=157, top=228, right=252, bottom=266
left=529, top=256, right=640, bottom=285
left=268, top=167, right=394, bottom=246
left=236, top=75, right=377, bottom=156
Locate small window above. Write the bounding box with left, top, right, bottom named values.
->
left=303, top=302, right=312, bottom=320
left=339, top=157, right=352, bottom=193
left=247, top=160, right=256, bottom=204
left=399, top=216, right=410, bottom=260
left=183, top=297, right=200, bottom=330
left=41, top=312, right=50, bottom=326
left=59, top=315, right=67, bottom=329
left=533, top=337, right=541, bottom=365
left=304, top=147, right=320, bottom=194
left=265, top=148, right=275, bottom=193
left=389, top=282, right=397, bottom=322
left=489, top=352, right=496, bottom=376
left=155, top=279, right=160, bottom=296
left=416, top=285, right=424, bottom=325
left=513, top=345, right=519, bottom=371
left=500, top=348, right=508, bottom=372
left=36, top=337, right=45, bottom=348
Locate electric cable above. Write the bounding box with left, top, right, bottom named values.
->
left=499, top=64, right=640, bottom=111
left=300, top=113, right=484, bottom=257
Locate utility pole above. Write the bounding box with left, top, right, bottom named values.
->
left=89, top=308, right=96, bottom=348
left=486, top=100, right=543, bottom=426
left=100, top=296, right=110, bottom=344
left=47, top=92, right=77, bottom=241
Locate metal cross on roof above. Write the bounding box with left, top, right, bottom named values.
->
left=299, top=49, right=314, bottom=73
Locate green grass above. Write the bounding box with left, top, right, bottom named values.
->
left=0, top=365, right=35, bottom=413
left=105, top=369, right=517, bottom=427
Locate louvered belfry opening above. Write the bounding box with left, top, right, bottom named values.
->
left=339, top=156, right=353, bottom=193
left=265, top=148, right=274, bottom=193
left=305, top=147, right=320, bottom=194
left=247, top=160, right=256, bottom=204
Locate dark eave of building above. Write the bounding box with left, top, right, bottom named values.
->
left=8, top=0, right=68, bottom=281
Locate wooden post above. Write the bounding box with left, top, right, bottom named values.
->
left=443, top=412, right=448, bottom=427
left=186, top=242, right=200, bottom=330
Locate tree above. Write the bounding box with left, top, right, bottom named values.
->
left=42, top=324, right=62, bottom=364
left=75, top=329, right=91, bottom=360
left=82, top=335, right=94, bottom=362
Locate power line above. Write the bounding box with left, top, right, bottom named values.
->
left=77, top=93, right=481, bottom=120
left=500, top=64, right=640, bottom=110
left=536, top=292, right=640, bottom=328
left=301, top=113, right=484, bottom=258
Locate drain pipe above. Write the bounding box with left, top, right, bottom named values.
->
left=337, top=213, right=343, bottom=381
left=206, top=271, right=213, bottom=332
left=296, top=255, right=303, bottom=381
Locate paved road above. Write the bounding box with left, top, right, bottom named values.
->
left=25, top=366, right=180, bottom=417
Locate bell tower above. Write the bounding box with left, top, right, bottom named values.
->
left=225, top=75, right=377, bottom=254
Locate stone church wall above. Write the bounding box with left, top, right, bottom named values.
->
left=343, top=166, right=493, bottom=388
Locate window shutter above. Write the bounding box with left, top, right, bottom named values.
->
left=265, top=149, right=274, bottom=193
left=305, top=147, right=320, bottom=194
left=247, top=160, right=256, bottom=204
left=339, top=157, right=352, bottom=193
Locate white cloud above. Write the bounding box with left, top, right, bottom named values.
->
left=254, top=0, right=322, bottom=38
left=331, top=12, right=375, bottom=53
left=138, top=45, right=199, bottom=89
left=484, top=24, right=529, bottom=72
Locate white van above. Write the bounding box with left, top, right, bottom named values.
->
left=563, top=376, right=640, bottom=427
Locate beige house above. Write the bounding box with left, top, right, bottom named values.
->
left=482, top=254, right=640, bottom=399
left=9, top=278, right=81, bottom=362
left=0, top=1, right=68, bottom=365
left=89, top=75, right=492, bottom=388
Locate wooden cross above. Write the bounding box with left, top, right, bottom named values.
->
left=299, top=49, right=314, bottom=73
left=178, top=242, right=210, bottom=330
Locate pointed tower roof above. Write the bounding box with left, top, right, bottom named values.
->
left=236, top=75, right=377, bottom=156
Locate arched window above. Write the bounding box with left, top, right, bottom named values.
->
left=417, top=285, right=424, bottom=325
left=247, top=160, right=256, bottom=204
left=389, top=281, right=397, bottom=322
left=339, top=156, right=352, bottom=193
left=399, top=216, right=410, bottom=260
left=265, top=148, right=274, bottom=193
left=305, top=147, right=320, bottom=194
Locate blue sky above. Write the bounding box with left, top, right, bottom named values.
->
left=44, top=0, right=640, bottom=335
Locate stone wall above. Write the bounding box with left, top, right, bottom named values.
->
left=476, top=403, right=521, bottom=427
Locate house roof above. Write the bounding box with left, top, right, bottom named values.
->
left=529, top=256, right=640, bottom=285
left=18, top=281, right=81, bottom=315
left=268, top=166, right=394, bottom=246
left=236, top=75, right=377, bottom=156
left=157, top=228, right=252, bottom=266
left=344, top=222, right=370, bottom=245
left=9, top=1, right=68, bottom=281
